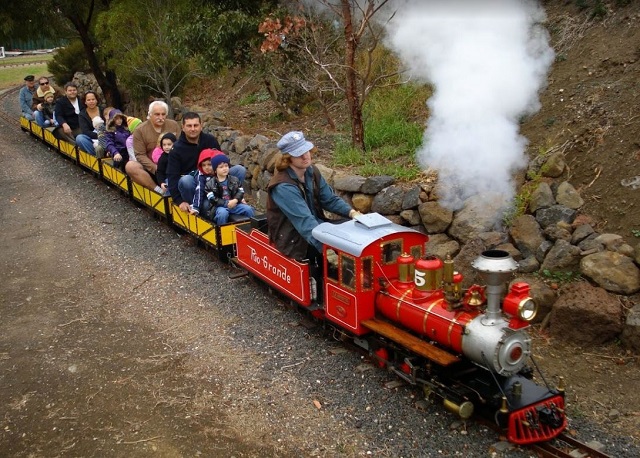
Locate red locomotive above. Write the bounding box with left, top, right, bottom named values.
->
left=236, top=212, right=566, bottom=445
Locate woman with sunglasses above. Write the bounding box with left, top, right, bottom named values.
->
left=33, top=77, right=60, bottom=128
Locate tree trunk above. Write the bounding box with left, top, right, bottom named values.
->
left=68, top=13, right=123, bottom=108
left=341, top=0, right=365, bottom=150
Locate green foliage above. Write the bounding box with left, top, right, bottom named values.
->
left=238, top=90, right=270, bottom=106
left=364, top=84, right=428, bottom=148
left=47, top=40, right=89, bottom=85
left=95, top=0, right=194, bottom=104
left=537, top=269, right=582, bottom=284
left=575, top=0, right=608, bottom=18
left=173, top=1, right=277, bottom=73
left=331, top=84, right=427, bottom=180
left=632, top=229, right=640, bottom=238
left=503, top=187, right=532, bottom=228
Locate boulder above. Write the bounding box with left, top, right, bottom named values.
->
left=334, top=174, right=366, bottom=193
left=361, top=175, right=394, bottom=194
left=549, top=282, right=623, bottom=345
left=351, top=193, right=373, bottom=213
left=555, top=181, right=584, bottom=209
left=233, top=134, right=254, bottom=154
left=418, top=201, right=453, bottom=234
left=453, top=238, right=488, bottom=287
left=529, top=182, right=555, bottom=213
left=510, top=215, right=544, bottom=258
left=517, top=256, right=540, bottom=274
left=621, top=305, right=640, bottom=352
left=540, top=239, right=581, bottom=273
left=448, top=197, right=504, bottom=244
left=580, top=251, right=640, bottom=294
left=571, top=224, right=595, bottom=245
left=535, top=205, right=577, bottom=229
left=400, top=209, right=422, bottom=226
left=371, top=185, right=405, bottom=214
left=402, top=185, right=422, bottom=210
left=543, top=223, right=572, bottom=242
left=425, top=233, right=460, bottom=259
left=541, top=151, right=566, bottom=178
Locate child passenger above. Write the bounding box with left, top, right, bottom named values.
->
left=40, top=91, right=57, bottom=127
left=104, top=109, right=132, bottom=170
left=92, top=116, right=106, bottom=157
left=154, top=132, right=176, bottom=194
left=190, top=149, right=254, bottom=224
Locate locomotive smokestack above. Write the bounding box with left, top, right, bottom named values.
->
left=472, top=250, right=518, bottom=323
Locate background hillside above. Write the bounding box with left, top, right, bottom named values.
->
left=184, top=1, right=639, bottom=244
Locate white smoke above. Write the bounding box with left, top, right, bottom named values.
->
left=384, top=0, right=554, bottom=212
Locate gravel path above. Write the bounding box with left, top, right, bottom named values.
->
left=1, top=88, right=637, bottom=457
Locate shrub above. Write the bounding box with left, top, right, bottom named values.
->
left=47, top=40, right=89, bottom=85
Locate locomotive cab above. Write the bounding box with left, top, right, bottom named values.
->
left=313, top=213, right=428, bottom=335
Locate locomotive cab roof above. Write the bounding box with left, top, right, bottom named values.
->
left=312, top=213, right=423, bottom=257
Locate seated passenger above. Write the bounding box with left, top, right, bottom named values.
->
left=154, top=133, right=177, bottom=194
left=76, top=91, right=105, bottom=156
left=33, top=77, right=61, bottom=126
left=124, top=116, right=142, bottom=162
left=266, top=131, right=360, bottom=263
left=19, top=75, right=36, bottom=120
left=104, top=110, right=132, bottom=170
left=167, top=112, right=246, bottom=212
left=190, top=151, right=255, bottom=224
left=38, top=91, right=58, bottom=127
left=54, top=82, right=85, bottom=143
left=125, top=101, right=181, bottom=194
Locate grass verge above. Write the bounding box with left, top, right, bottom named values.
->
left=332, top=84, right=429, bottom=180
left=0, top=55, right=53, bottom=91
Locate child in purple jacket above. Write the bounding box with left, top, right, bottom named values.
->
left=104, top=109, right=132, bottom=170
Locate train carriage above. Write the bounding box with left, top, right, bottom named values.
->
left=100, top=159, right=131, bottom=194
left=58, top=138, right=78, bottom=162
left=77, top=148, right=101, bottom=175
left=131, top=182, right=170, bottom=219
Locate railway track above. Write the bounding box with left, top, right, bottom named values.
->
left=529, top=432, right=611, bottom=458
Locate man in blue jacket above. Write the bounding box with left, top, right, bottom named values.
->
left=19, top=75, right=37, bottom=120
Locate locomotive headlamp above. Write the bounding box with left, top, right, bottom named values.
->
left=503, top=282, right=538, bottom=328
left=518, top=298, right=537, bottom=322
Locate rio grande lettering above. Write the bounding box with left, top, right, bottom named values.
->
left=249, top=247, right=291, bottom=283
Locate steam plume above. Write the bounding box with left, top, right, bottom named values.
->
left=385, top=0, right=554, bottom=211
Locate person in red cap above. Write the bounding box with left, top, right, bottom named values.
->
left=192, top=151, right=255, bottom=224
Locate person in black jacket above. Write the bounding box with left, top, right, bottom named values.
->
left=166, top=112, right=246, bottom=212
left=54, top=82, right=85, bottom=143
left=75, top=91, right=105, bottom=156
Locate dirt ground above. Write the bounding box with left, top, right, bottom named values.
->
left=0, top=113, right=270, bottom=456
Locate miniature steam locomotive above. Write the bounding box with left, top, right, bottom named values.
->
left=235, top=213, right=566, bottom=445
